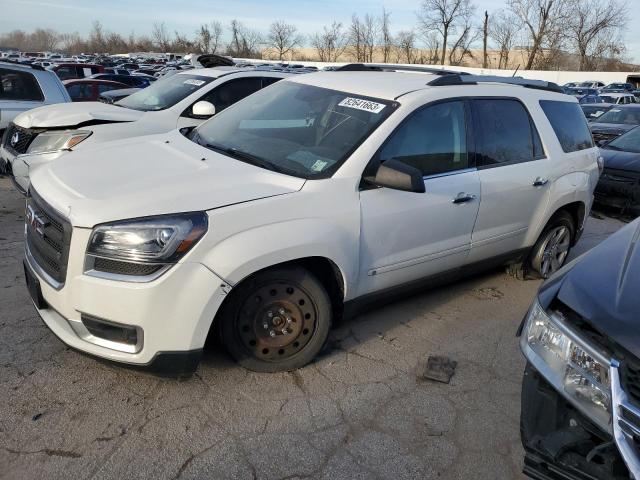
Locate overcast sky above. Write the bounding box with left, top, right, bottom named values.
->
left=1, top=0, right=638, bottom=63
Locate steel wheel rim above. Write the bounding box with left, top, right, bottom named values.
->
left=539, top=226, right=570, bottom=278
left=235, top=281, right=317, bottom=361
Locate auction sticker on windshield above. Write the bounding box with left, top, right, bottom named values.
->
left=184, top=79, right=206, bottom=86
left=338, top=97, right=386, bottom=114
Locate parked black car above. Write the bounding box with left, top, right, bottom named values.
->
left=590, top=104, right=640, bottom=144
left=602, top=83, right=635, bottom=93
left=594, top=126, right=640, bottom=214
left=89, top=73, right=153, bottom=88
left=518, top=218, right=640, bottom=480
left=581, top=103, right=614, bottom=122
left=98, top=87, right=140, bottom=104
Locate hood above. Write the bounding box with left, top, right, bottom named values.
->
left=549, top=219, right=640, bottom=358
left=601, top=148, right=640, bottom=172
left=14, top=102, right=144, bottom=129
left=590, top=123, right=636, bottom=135
left=29, top=130, right=305, bottom=227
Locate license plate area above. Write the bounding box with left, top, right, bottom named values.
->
left=23, top=260, right=47, bottom=309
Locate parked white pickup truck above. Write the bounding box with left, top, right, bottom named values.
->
left=1, top=66, right=298, bottom=193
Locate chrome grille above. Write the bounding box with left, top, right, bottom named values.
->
left=25, top=190, right=72, bottom=287
left=611, top=362, right=640, bottom=475
left=3, top=123, right=39, bottom=155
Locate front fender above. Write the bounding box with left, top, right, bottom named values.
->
left=200, top=218, right=357, bottom=300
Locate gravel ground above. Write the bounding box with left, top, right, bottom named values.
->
left=0, top=177, right=626, bottom=480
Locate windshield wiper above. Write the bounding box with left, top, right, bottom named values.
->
left=204, top=142, right=280, bottom=172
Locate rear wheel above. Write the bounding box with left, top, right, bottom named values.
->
left=220, top=266, right=332, bottom=372
left=530, top=211, right=575, bottom=279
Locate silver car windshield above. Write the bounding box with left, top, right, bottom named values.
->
left=596, top=108, right=640, bottom=125
left=116, top=74, right=213, bottom=111
left=192, top=82, right=395, bottom=179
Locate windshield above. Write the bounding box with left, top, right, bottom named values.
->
left=595, top=108, right=640, bottom=125
left=192, top=82, right=395, bottom=178
left=607, top=127, right=640, bottom=153
left=115, top=74, right=213, bottom=111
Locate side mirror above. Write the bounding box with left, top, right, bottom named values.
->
left=597, top=139, right=609, bottom=147
left=366, top=159, right=425, bottom=193
left=191, top=101, right=216, bottom=118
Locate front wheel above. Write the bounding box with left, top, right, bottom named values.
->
left=219, top=266, right=332, bottom=372
left=530, top=212, right=575, bottom=279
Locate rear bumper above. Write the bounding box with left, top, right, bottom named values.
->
left=594, top=171, right=640, bottom=212
left=521, top=362, right=629, bottom=480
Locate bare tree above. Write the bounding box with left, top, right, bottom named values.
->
left=310, top=21, right=348, bottom=62
left=482, top=11, right=489, bottom=68
left=567, top=0, right=627, bottom=71
left=89, top=20, right=106, bottom=52
left=422, top=32, right=442, bottom=64
left=227, top=20, right=263, bottom=58
left=448, top=12, right=480, bottom=65
left=195, top=22, right=222, bottom=53
left=394, top=30, right=418, bottom=64
left=152, top=21, right=171, bottom=52
left=268, top=20, right=303, bottom=60
left=489, top=11, right=520, bottom=68
left=380, top=8, right=393, bottom=63
left=348, top=14, right=378, bottom=62
left=417, top=0, right=474, bottom=65
left=507, top=0, right=570, bottom=70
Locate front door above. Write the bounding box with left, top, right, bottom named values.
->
left=358, top=100, right=481, bottom=297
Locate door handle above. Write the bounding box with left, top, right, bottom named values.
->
left=452, top=192, right=477, bottom=204
left=533, top=177, right=549, bottom=187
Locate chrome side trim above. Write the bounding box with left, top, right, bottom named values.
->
left=423, top=167, right=477, bottom=181
left=611, top=361, right=640, bottom=479
left=25, top=241, right=63, bottom=290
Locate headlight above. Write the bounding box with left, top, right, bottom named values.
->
left=521, top=300, right=612, bottom=432
left=26, top=130, right=92, bottom=155
left=86, top=212, right=208, bottom=276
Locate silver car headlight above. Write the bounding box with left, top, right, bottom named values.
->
left=85, top=213, right=208, bottom=280
left=26, top=130, right=92, bottom=155
left=521, top=300, right=613, bottom=432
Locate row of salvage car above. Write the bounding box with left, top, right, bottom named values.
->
left=1, top=59, right=640, bottom=479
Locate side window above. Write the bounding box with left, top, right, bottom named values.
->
left=55, top=67, right=76, bottom=80
left=0, top=68, right=44, bottom=101
left=261, top=77, right=281, bottom=88
left=540, top=100, right=594, bottom=153
left=473, top=99, right=541, bottom=167
left=66, top=83, right=92, bottom=101
left=97, top=83, right=119, bottom=94
left=379, top=100, right=468, bottom=176
left=199, top=77, right=262, bottom=114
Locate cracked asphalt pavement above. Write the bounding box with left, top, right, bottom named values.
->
left=0, top=177, right=626, bottom=480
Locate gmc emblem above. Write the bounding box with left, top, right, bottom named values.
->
left=26, top=205, right=48, bottom=237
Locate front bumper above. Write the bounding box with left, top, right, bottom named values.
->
left=521, top=362, right=630, bottom=480
left=0, top=144, right=64, bottom=195
left=594, top=170, right=640, bottom=213
left=25, top=226, right=228, bottom=373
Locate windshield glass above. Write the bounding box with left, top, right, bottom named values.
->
left=116, top=74, right=213, bottom=111
left=595, top=108, right=640, bottom=125
left=607, top=127, right=640, bottom=153
left=192, top=82, right=395, bottom=178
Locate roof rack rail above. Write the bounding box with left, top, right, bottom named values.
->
left=335, top=63, right=470, bottom=77
left=0, top=59, right=45, bottom=71
left=428, top=74, right=563, bottom=93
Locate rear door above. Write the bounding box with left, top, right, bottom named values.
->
left=358, top=99, right=481, bottom=296
left=467, top=98, right=550, bottom=263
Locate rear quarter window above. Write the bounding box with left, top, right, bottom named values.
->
left=0, top=68, right=44, bottom=101
left=539, top=100, right=594, bottom=153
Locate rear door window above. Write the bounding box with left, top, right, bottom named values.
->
left=540, top=100, right=594, bottom=152
left=0, top=68, right=44, bottom=101
left=200, top=77, right=263, bottom=114
left=66, top=83, right=93, bottom=101
left=473, top=99, right=543, bottom=167
left=379, top=100, right=469, bottom=176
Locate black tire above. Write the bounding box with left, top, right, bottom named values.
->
left=219, top=266, right=332, bottom=372
left=529, top=211, right=575, bottom=279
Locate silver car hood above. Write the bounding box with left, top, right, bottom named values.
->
left=14, top=102, right=144, bottom=129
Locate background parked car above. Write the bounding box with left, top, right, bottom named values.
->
left=566, top=87, right=600, bottom=100
left=98, top=87, right=141, bottom=104
left=49, top=62, right=105, bottom=80
left=577, top=80, right=606, bottom=89
left=579, top=93, right=605, bottom=104
left=103, top=68, right=131, bottom=76
left=599, top=92, right=638, bottom=105
left=602, top=82, right=635, bottom=92
left=594, top=126, right=640, bottom=214
left=89, top=73, right=153, bottom=88
left=590, top=105, right=640, bottom=144
left=0, top=61, right=70, bottom=132
left=63, top=79, right=130, bottom=102
left=581, top=103, right=613, bottom=122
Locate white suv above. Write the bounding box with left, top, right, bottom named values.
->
left=1, top=66, right=298, bottom=193
left=24, top=67, right=600, bottom=374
